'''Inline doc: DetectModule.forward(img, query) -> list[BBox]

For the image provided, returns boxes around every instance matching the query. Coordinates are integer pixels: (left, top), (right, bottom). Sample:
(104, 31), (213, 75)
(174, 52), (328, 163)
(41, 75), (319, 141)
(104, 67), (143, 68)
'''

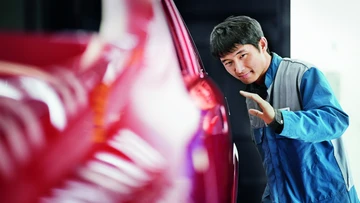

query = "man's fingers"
(240, 90), (264, 105)
(240, 90), (275, 124)
(240, 90), (252, 97)
(249, 109), (262, 117)
(240, 91), (270, 112)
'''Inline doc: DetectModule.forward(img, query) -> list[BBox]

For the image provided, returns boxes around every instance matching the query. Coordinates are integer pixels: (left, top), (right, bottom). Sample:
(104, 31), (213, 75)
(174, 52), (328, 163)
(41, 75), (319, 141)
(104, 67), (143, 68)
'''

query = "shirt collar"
(264, 52), (282, 88)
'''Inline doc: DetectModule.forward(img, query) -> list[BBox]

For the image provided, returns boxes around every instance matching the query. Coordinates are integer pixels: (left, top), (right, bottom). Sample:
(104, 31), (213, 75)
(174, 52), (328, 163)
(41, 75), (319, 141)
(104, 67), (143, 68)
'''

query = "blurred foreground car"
(0, 0), (238, 202)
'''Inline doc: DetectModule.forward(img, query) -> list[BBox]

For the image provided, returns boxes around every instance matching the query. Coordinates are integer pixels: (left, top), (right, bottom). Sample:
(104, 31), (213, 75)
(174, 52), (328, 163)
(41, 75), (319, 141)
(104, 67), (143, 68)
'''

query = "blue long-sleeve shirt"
(247, 53), (358, 203)
(276, 56), (348, 142)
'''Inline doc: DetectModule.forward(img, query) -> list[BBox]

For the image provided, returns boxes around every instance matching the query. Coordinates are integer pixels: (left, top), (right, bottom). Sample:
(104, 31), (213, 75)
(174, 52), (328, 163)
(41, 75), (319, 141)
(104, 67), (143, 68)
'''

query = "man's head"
(210, 16), (271, 84)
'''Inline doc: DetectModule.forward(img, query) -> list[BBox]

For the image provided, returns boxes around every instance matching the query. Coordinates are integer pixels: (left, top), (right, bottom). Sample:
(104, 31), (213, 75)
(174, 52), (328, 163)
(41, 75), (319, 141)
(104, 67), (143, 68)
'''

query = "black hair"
(210, 15), (270, 58)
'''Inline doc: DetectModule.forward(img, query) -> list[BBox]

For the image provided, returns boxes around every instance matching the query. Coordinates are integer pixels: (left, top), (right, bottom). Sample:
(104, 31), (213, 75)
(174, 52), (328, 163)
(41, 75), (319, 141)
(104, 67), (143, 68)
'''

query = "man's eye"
(240, 54), (246, 59)
(225, 62), (232, 66)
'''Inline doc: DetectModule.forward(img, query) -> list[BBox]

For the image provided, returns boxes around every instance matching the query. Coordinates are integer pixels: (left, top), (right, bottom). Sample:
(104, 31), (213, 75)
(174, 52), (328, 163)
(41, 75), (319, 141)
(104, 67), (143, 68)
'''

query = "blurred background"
(0, 0), (358, 202)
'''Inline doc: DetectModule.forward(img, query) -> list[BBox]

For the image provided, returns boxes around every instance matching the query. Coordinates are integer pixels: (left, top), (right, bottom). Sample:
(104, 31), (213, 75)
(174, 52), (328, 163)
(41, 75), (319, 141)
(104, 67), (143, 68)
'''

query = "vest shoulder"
(281, 58), (314, 71)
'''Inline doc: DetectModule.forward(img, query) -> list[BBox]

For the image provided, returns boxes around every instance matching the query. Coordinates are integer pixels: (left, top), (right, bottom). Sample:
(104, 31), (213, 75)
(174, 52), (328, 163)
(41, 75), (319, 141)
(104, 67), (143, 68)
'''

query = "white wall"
(291, 0), (360, 196)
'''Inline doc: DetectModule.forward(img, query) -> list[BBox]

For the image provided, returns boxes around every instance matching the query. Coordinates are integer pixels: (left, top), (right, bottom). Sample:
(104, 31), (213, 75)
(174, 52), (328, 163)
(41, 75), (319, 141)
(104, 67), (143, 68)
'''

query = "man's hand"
(240, 90), (275, 124)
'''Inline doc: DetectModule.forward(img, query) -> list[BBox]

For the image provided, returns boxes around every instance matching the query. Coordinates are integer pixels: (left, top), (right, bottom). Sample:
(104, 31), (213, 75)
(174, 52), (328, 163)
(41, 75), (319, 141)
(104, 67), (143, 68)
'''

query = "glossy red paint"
(0, 0), (238, 202)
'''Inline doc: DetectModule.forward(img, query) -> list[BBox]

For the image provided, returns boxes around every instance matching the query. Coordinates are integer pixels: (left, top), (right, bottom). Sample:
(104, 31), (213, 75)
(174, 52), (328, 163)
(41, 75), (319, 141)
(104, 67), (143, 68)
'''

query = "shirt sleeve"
(279, 67), (349, 142)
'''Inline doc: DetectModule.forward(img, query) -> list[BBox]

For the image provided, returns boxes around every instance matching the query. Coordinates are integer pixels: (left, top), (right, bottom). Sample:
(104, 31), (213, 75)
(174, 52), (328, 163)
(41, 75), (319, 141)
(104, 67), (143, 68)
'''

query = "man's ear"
(259, 37), (268, 52)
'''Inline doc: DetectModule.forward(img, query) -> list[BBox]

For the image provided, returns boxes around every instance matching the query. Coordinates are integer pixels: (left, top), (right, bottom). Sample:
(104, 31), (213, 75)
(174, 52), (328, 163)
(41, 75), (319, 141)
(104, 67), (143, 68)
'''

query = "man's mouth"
(238, 72), (251, 79)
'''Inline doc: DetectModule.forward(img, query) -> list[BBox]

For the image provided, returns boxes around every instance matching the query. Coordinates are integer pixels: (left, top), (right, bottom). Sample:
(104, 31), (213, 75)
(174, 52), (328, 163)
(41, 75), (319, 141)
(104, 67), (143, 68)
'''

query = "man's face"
(219, 39), (269, 84)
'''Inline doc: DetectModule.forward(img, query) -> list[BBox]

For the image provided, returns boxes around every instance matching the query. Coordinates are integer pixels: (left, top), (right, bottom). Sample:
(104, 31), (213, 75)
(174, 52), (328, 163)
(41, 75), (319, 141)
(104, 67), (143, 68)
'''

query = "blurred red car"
(0, 0), (238, 202)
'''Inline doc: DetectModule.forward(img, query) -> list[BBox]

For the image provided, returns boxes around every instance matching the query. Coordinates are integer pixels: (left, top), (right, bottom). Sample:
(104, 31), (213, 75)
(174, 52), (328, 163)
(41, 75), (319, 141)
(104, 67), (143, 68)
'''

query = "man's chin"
(237, 77), (253, 85)
(232, 74), (254, 84)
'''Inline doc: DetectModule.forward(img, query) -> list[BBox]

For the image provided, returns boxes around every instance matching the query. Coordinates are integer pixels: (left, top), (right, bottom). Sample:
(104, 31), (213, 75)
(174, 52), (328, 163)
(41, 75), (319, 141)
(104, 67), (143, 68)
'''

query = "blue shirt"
(248, 53), (358, 203)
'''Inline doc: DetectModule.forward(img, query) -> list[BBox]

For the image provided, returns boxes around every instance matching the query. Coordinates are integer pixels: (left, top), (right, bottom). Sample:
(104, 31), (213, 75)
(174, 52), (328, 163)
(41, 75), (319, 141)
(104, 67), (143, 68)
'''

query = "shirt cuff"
(268, 109), (284, 134)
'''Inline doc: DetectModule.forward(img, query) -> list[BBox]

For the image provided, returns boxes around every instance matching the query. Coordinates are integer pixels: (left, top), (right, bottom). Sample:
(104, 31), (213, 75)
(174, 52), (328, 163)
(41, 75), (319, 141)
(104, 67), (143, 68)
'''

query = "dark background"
(0, 0), (290, 202)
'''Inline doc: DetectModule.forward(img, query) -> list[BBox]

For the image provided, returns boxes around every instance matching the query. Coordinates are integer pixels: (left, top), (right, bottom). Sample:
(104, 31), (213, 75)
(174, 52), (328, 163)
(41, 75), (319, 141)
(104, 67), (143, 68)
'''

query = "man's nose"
(234, 62), (244, 74)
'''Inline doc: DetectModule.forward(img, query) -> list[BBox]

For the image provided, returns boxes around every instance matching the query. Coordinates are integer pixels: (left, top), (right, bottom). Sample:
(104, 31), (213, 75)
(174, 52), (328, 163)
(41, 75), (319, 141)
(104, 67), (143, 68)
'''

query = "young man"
(210, 15), (359, 203)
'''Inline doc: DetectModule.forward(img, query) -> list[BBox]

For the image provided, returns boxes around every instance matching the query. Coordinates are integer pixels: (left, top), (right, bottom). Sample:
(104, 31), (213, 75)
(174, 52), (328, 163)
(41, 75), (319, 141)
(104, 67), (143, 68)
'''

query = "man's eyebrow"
(235, 49), (245, 56)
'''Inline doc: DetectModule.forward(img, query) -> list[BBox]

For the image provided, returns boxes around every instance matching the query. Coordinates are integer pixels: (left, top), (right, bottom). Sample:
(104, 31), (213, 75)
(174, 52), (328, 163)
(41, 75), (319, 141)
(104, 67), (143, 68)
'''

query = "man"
(210, 15), (359, 203)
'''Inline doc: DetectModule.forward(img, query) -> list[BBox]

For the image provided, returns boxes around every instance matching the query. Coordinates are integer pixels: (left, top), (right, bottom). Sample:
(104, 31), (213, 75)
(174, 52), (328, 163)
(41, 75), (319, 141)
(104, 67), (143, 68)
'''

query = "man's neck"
(255, 52), (272, 85)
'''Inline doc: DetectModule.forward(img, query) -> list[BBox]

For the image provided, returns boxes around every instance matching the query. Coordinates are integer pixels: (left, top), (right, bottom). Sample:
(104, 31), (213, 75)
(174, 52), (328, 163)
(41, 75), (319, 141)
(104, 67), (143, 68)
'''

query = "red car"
(0, 0), (238, 202)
